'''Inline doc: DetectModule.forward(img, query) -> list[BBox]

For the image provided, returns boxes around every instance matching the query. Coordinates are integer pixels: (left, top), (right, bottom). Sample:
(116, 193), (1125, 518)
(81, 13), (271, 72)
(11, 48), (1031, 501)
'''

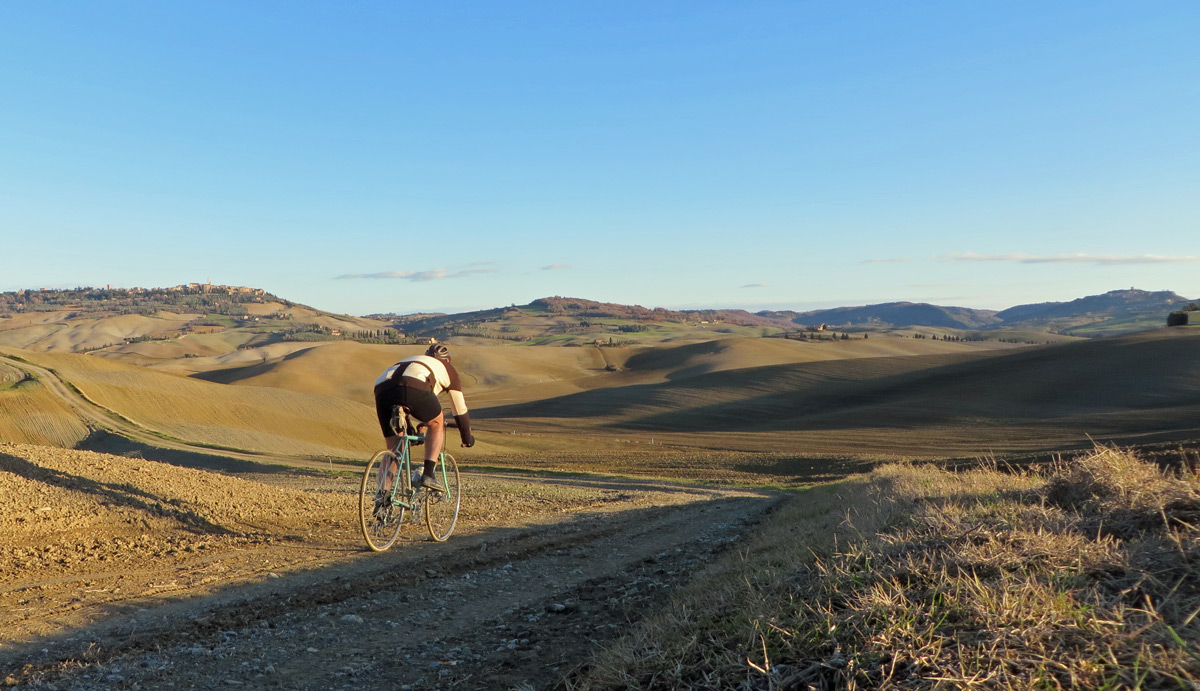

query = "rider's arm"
(445, 364), (475, 447)
(448, 390), (474, 447)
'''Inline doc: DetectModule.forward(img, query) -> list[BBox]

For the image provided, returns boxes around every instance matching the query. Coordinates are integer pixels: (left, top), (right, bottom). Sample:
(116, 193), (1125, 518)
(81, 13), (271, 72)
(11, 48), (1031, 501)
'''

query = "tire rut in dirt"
(8, 492), (782, 690)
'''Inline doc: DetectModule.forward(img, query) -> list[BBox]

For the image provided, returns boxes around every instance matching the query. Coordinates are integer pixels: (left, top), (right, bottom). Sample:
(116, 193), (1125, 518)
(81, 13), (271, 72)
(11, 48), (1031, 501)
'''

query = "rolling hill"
(0, 285), (394, 361)
(3, 286), (1194, 363)
(3, 283), (1197, 468)
(176, 331), (1002, 408)
(477, 328), (1200, 458)
(379, 289), (1196, 342)
(781, 288), (1196, 335)
(763, 302), (1002, 329)
(0, 347), (380, 458)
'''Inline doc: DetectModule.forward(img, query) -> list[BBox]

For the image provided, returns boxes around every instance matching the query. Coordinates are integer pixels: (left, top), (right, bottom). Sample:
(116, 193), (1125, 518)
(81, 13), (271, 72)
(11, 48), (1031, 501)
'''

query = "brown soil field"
(1, 443), (779, 689)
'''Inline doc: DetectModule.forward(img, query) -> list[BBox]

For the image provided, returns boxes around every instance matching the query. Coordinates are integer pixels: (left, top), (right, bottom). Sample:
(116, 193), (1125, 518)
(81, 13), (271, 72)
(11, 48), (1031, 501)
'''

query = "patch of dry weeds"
(571, 446), (1200, 690)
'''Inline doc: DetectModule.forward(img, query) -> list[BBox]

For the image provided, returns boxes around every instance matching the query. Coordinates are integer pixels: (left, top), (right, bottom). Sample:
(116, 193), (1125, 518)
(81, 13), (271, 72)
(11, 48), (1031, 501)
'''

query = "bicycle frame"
(361, 406), (461, 550)
(380, 407), (427, 511)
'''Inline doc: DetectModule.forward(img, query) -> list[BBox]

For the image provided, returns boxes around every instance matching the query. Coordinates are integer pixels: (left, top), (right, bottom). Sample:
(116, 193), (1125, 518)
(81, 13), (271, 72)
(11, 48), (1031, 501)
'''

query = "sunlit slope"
(186, 342), (402, 404)
(9, 350), (378, 458)
(183, 342), (622, 405)
(471, 336), (995, 409)
(484, 329), (1200, 445)
(620, 335), (987, 380)
(175, 336), (990, 409)
(0, 312), (197, 352)
(249, 302), (389, 333)
(0, 361), (91, 447)
(0, 301), (390, 361)
(101, 331), (267, 364)
(157, 342), (332, 379)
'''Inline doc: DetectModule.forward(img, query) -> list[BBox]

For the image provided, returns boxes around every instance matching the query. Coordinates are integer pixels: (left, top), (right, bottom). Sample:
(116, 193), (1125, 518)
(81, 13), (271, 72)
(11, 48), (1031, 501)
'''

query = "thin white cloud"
(335, 267), (496, 281)
(542, 263), (572, 271)
(741, 283), (771, 289)
(938, 252), (1199, 266)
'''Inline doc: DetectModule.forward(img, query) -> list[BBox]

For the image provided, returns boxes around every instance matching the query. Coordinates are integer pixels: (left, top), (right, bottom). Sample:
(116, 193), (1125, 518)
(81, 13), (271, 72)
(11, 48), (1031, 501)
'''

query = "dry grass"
(572, 446), (1200, 689)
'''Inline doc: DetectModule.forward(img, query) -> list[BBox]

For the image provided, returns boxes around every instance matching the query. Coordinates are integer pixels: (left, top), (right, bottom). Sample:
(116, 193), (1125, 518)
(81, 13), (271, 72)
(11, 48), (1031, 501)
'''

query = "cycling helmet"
(425, 342), (450, 361)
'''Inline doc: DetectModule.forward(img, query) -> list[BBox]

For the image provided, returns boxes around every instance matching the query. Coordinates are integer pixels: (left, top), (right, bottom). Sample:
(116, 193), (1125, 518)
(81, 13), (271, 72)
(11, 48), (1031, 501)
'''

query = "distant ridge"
(3, 286), (1194, 354)
(757, 288), (1196, 335)
(522, 289), (1195, 334)
(994, 288), (1193, 323)
(763, 302), (1001, 329)
(531, 296), (790, 328)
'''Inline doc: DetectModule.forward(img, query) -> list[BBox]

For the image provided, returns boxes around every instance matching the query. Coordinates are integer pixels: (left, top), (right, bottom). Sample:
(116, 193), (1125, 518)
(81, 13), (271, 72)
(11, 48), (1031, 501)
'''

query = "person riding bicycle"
(373, 341), (475, 492)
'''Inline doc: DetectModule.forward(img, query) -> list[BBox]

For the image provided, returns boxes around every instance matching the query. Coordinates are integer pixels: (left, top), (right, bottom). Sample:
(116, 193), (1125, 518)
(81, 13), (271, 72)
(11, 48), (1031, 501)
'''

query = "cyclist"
(373, 341), (475, 492)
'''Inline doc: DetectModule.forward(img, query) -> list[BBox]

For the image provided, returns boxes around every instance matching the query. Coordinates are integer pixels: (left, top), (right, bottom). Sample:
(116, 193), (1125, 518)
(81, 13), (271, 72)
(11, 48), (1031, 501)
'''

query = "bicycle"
(359, 406), (462, 551)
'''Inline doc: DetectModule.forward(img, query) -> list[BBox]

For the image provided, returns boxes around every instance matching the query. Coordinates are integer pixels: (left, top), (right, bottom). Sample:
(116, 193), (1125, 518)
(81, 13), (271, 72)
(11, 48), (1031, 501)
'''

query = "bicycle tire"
(424, 452), (461, 542)
(360, 449), (407, 552)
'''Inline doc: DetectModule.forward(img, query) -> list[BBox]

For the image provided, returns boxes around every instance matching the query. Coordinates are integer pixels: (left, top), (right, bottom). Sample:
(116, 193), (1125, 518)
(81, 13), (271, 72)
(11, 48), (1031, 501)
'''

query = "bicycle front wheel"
(360, 450), (407, 552)
(424, 452), (461, 542)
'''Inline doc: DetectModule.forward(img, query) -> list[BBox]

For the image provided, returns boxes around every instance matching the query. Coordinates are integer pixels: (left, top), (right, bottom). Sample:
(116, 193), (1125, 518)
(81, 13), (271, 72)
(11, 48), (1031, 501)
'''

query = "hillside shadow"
(480, 334), (1200, 439)
(77, 429), (304, 476)
(188, 343), (312, 385)
(190, 358), (278, 384)
(0, 451), (234, 536)
(622, 340), (728, 381)
(479, 353), (996, 432)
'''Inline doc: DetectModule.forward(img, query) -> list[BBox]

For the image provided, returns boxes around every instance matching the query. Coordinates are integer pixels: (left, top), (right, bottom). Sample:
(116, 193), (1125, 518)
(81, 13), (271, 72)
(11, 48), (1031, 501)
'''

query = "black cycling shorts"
(373, 382), (443, 436)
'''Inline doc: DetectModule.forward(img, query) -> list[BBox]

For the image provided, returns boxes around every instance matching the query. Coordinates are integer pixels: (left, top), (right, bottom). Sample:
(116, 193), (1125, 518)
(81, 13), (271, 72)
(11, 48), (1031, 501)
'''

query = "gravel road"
(2, 443), (782, 689)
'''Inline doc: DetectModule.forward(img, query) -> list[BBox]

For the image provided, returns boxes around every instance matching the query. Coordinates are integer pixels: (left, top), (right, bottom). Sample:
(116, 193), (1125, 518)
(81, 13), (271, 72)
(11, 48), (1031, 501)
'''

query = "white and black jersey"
(373, 355), (473, 444)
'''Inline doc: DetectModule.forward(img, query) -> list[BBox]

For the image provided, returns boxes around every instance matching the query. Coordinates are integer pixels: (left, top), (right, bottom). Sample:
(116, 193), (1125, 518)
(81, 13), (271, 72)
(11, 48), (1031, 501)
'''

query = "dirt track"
(1, 443), (782, 689)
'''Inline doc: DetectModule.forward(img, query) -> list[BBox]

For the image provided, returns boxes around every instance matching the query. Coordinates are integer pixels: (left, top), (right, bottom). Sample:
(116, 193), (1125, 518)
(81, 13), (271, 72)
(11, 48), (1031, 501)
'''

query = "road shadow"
(0, 490), (782, 686)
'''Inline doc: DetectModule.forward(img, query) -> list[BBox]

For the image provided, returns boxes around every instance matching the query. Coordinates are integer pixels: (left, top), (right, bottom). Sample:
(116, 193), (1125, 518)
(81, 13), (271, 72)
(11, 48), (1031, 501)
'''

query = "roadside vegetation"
(574, 446), (1200, 690)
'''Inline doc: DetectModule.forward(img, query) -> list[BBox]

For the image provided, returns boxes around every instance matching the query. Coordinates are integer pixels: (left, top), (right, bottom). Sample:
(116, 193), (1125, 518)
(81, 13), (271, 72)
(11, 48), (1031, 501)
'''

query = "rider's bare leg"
(378, 434), (401, 492)
(423, 412), (445, 474)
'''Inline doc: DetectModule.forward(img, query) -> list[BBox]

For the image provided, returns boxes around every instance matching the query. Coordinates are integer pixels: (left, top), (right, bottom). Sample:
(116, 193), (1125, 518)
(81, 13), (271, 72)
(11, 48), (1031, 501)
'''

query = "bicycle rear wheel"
(424, 452), (461, 542)
(360, 450), (407, 552)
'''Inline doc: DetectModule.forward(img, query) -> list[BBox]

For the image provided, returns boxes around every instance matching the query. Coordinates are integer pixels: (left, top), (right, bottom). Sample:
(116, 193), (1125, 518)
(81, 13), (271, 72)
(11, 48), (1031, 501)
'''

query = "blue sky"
(2, 2), (1197, 316)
